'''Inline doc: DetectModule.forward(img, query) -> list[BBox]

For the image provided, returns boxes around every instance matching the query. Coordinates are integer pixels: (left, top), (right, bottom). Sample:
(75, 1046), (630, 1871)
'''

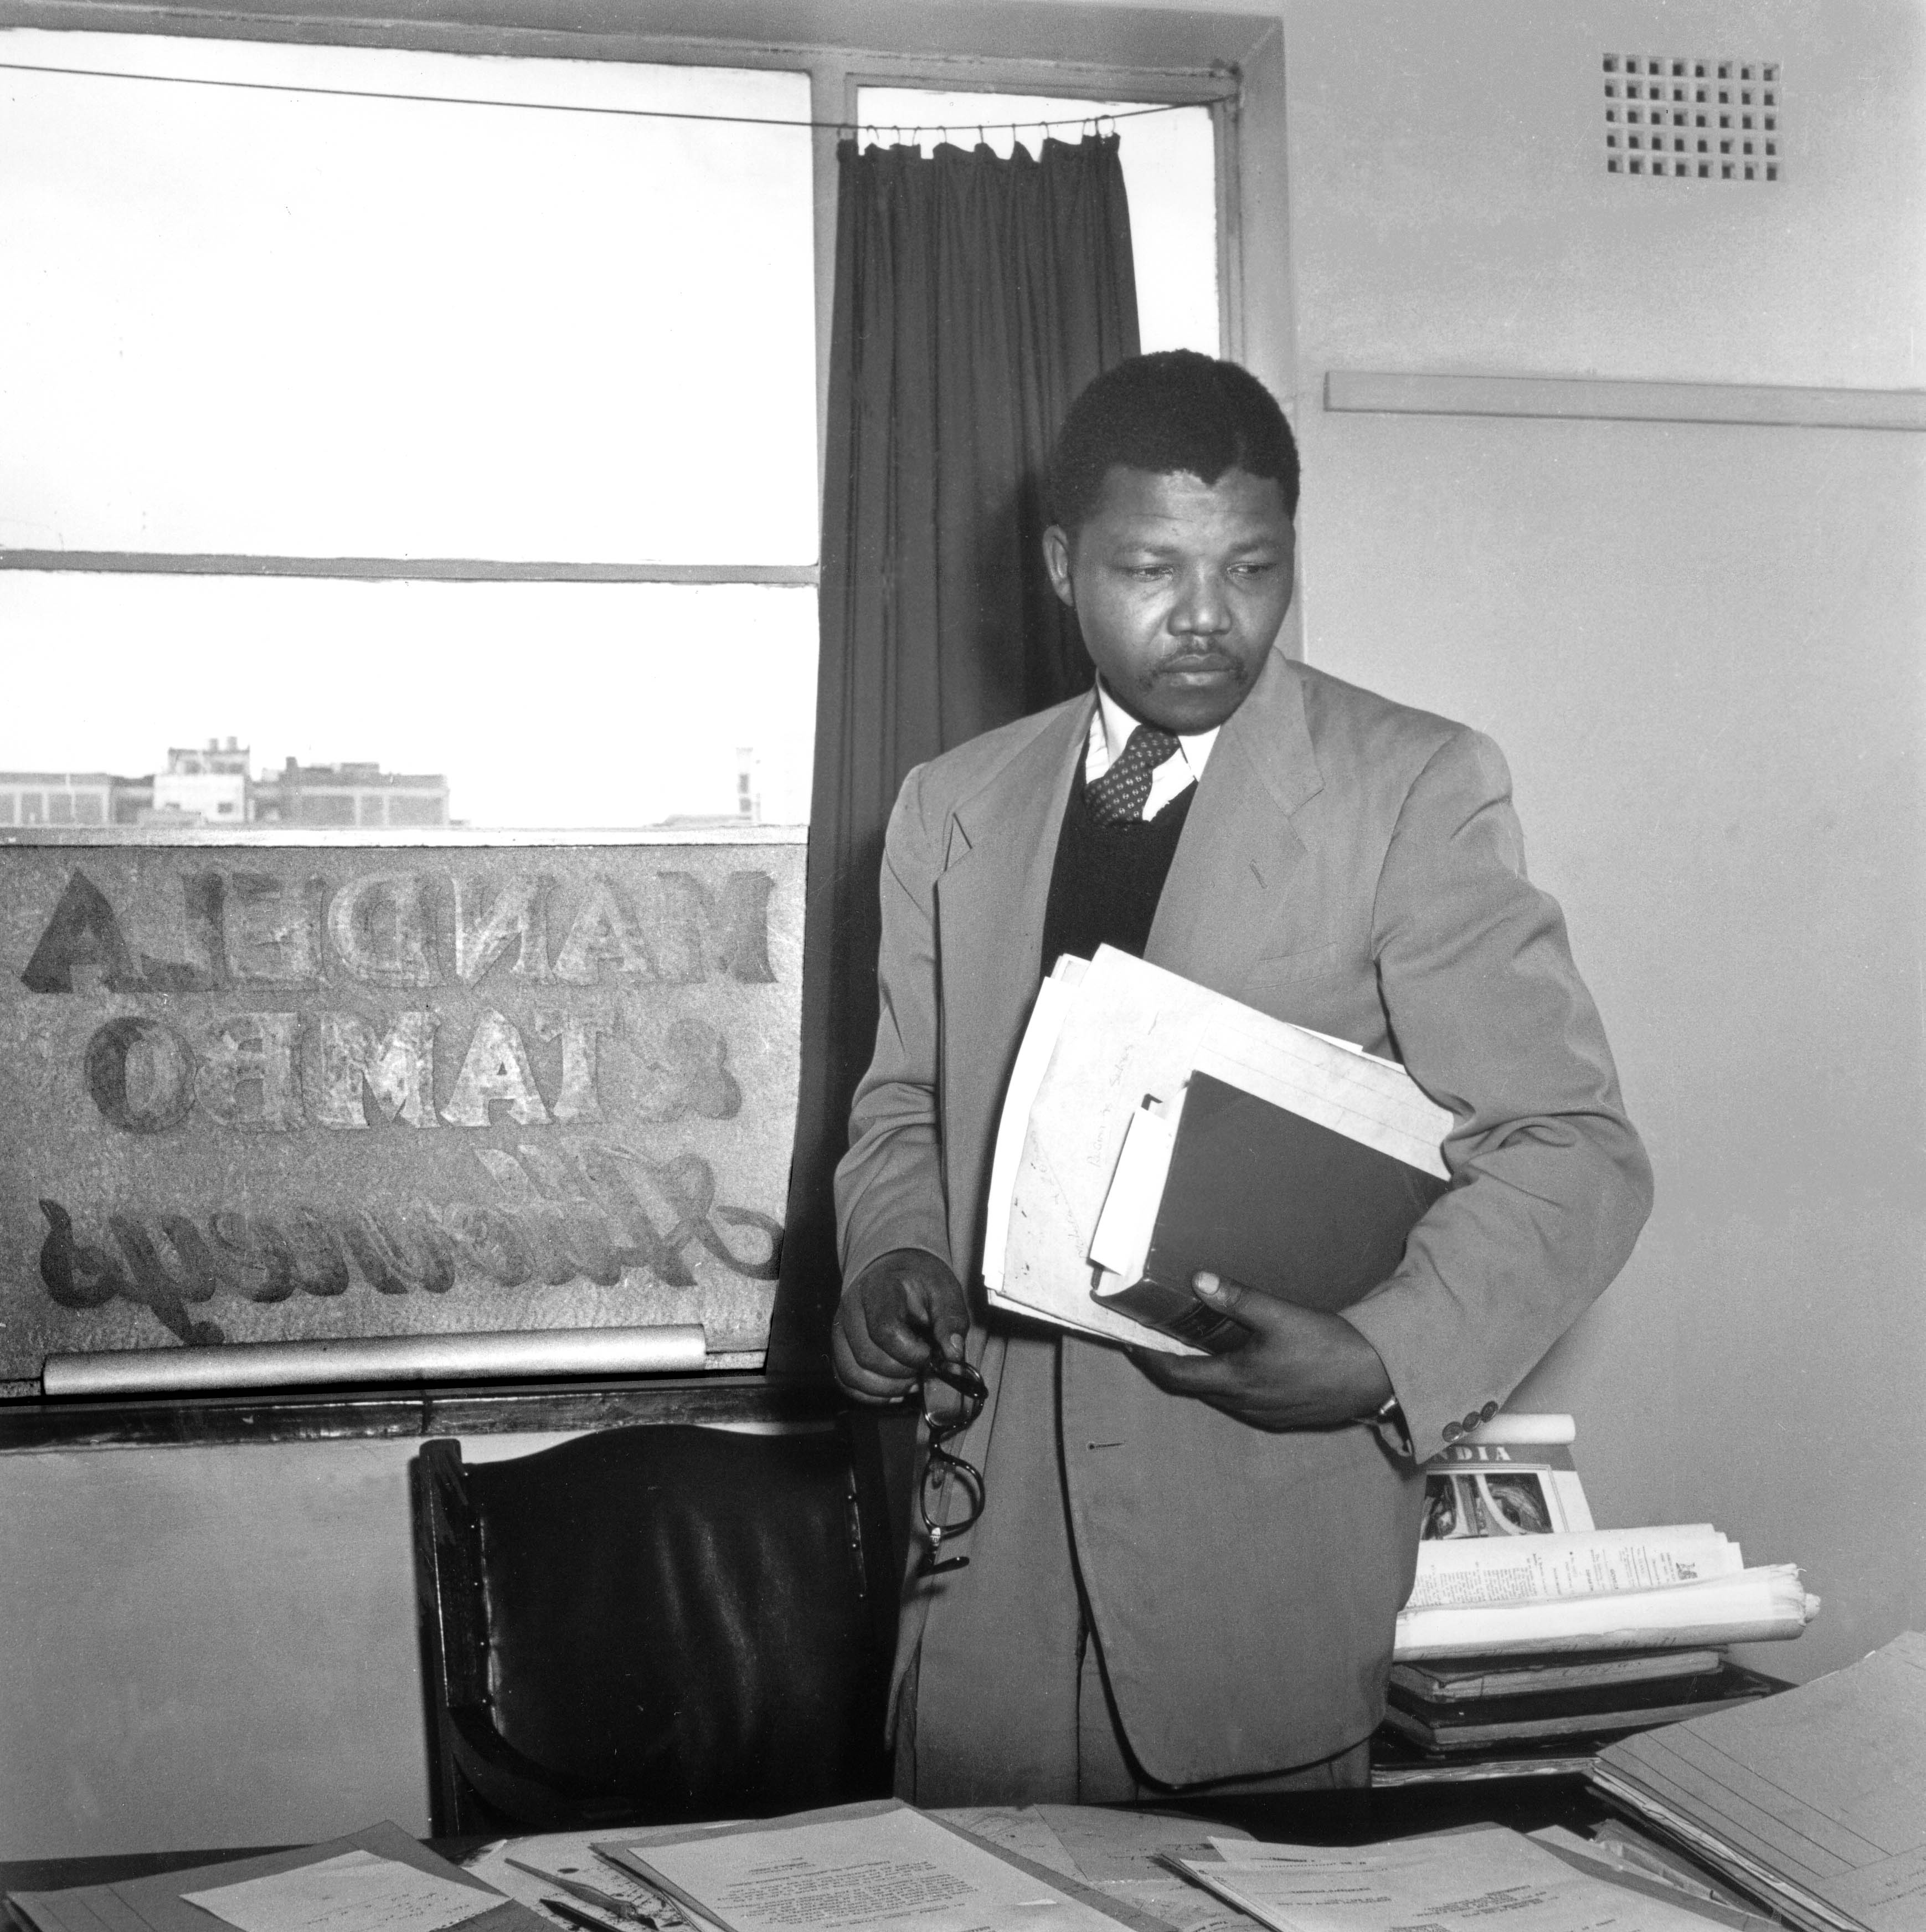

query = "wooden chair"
(410, 1420), (897, 1835)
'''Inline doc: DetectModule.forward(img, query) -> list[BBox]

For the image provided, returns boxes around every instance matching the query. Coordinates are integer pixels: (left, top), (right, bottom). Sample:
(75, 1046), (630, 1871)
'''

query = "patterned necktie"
(1086, 722), (1183, 825)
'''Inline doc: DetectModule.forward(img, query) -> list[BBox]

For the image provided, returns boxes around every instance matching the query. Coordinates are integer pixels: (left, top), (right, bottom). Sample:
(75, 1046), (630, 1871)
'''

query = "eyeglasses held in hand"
(916, 1354), (987, 1578)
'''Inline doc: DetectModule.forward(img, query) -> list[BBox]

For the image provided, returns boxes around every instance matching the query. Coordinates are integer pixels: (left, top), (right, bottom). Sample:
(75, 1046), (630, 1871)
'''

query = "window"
(2, 32), (1230, 833)
(1, 32), (820, 828)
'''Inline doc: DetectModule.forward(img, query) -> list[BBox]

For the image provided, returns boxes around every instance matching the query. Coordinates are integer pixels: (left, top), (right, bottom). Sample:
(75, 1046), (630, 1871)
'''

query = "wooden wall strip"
(0, 552), (820, 583)
(1325, 370), (1926, 433)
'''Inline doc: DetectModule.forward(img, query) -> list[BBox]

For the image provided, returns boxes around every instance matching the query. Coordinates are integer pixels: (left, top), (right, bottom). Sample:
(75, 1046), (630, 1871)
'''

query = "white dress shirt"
(1084, 681), (1219, 820)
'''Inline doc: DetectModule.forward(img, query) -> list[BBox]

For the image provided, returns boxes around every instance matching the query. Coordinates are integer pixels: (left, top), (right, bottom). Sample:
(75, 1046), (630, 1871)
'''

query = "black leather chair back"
(412, 1421), (895, 1835)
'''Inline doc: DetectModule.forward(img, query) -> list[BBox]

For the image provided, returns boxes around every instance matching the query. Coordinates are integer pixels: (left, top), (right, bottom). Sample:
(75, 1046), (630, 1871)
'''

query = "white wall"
(1280, 0), (1926, 1679)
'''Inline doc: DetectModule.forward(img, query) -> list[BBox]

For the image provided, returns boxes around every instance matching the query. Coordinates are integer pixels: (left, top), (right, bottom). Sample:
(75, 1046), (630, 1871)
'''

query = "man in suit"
(830, 352), (1652, 1805)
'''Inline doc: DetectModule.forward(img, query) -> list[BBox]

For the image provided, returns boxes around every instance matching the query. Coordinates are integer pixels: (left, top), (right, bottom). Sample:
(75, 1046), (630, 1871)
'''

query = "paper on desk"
(1170, 1825), (1732, 1932)
(181, 1851), (497, 1932)
(1036, 1810), (1265, 1932)
(1091, 1883), (1263, 1932)
(1527, 1830), (1773, 1931)
(1596, 1630), (1926, 1932)
(616, 1801), (1157, 1932)
(934, 1807), (1082, 1878)
(465, 1831), (713, 1932)
(1034, 1808), (1253, 1888)
(932, 1806), (1265, 1932)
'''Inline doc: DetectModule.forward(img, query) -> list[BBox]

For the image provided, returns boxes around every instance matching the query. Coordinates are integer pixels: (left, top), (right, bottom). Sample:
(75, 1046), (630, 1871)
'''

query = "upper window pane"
(0, 34), (817, 563)
(856, 89), (1219, 357)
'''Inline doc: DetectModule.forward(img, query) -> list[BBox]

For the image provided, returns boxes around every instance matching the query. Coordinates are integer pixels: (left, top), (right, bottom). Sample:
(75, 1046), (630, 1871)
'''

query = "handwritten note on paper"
(182, 1850), (498, 1932)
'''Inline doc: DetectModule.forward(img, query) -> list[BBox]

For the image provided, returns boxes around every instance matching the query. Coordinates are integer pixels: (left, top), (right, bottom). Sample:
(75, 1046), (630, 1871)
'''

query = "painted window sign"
(0, 840), (802, 1389)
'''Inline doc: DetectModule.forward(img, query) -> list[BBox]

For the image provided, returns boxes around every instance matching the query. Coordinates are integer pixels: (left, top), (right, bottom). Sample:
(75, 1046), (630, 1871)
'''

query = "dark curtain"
(768, 134), (1141, 1374)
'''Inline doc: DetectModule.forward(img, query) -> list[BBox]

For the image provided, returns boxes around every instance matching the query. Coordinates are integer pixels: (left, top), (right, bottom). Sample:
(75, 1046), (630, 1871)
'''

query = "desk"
(0, 1786), (1608, 1915)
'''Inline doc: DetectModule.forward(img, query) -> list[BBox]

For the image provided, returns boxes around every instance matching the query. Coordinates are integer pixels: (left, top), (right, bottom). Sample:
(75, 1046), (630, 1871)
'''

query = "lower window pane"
(0, 574), (817, 829)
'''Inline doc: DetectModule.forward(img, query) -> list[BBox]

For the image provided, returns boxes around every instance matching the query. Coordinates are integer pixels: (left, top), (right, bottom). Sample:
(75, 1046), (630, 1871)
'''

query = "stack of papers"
(1396, 1562), (1819, 1661)
(599, 1801), (1174, 1932)
(485, 1806), (1271, 1932)
(984, 947), (1451, 1353)
(1396, 1519), (1817, 1664)
(1591, 1631), (1926, 1932)
(1163, 1824), (1751, 1932)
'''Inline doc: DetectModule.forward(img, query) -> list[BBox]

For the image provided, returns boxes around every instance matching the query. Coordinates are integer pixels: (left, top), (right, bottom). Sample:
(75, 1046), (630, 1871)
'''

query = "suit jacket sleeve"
(1341, 726), (1654, 1457)
(833, 765), (955, 1287)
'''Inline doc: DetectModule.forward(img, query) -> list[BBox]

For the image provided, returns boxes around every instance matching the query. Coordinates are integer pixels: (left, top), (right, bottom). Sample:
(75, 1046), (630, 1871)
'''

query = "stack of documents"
(985, 948), (1451, 1354)
(1162, 1823), (1761, 1932)
(1393, 1414), (1816, 1736)
(1398, 1523), (1818, 1661)
(598, 1800), (1180, 1932)
(1590, 1631), (1926, 1932)
(483, 1808), (1275, 1932)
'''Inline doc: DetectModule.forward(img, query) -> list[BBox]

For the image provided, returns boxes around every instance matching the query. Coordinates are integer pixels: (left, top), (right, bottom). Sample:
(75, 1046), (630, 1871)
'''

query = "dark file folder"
(1092, 1070), (1449, 1351)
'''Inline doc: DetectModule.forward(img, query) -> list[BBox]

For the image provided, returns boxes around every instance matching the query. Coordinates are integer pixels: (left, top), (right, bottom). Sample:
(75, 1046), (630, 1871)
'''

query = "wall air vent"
(1603, 54), (1780, 183)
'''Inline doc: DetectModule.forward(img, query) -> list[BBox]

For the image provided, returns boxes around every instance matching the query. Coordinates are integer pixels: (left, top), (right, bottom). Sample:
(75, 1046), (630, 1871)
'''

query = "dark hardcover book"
(1392, 1648), (1726, 1704)
(1092, 1070), (1448, 1351)
(1369, 1725), (1601, 1784)
(1382, 1661), (1780, 1753)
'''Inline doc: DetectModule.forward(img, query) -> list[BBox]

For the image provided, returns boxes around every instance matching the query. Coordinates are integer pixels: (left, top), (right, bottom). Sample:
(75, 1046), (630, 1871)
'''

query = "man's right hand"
(831, 1247), (971, 1404)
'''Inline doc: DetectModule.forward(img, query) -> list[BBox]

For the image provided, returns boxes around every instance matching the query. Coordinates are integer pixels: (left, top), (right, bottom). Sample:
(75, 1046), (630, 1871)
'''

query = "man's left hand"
(1129, 1271), (1394, 1430)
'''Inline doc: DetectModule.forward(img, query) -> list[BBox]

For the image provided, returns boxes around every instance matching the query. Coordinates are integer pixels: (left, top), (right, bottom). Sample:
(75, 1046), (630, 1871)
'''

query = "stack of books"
(1384, 1646), (1783, 1758)
(1398, 1432), (1817, 1664)
(1381, 1415), (1815, 1769)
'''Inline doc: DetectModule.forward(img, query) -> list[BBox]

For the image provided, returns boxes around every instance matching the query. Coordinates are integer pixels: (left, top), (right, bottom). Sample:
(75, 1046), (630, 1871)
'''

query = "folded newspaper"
(1395, 1561), (1819, 1659)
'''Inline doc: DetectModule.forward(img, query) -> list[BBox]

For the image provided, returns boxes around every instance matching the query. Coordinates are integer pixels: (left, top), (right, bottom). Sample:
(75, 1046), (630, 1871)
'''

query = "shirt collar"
(1093, 679), (1221, 780)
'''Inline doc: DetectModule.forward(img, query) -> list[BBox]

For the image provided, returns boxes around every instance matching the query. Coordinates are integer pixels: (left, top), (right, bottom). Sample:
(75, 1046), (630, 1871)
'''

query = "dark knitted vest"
(1040, 761), (1196, 974)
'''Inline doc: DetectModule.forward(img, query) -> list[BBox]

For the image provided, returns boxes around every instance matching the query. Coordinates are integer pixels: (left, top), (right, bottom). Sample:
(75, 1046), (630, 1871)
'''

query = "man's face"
(1043, 464), (1296, 735)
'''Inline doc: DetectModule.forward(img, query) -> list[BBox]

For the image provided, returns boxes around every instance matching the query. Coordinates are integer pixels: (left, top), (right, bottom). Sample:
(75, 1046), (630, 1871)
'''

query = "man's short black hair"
(1048, 350), (1300, 535)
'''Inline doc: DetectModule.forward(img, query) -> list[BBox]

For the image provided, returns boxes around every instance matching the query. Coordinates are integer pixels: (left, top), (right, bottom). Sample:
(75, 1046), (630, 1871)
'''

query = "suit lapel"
(935, 697), (1089, 1004)
(1147, 650), (1323, 995)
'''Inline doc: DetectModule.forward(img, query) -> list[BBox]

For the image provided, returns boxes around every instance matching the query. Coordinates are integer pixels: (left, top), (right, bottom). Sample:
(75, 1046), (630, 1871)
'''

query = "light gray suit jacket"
(835, 648), (1652, 1783)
